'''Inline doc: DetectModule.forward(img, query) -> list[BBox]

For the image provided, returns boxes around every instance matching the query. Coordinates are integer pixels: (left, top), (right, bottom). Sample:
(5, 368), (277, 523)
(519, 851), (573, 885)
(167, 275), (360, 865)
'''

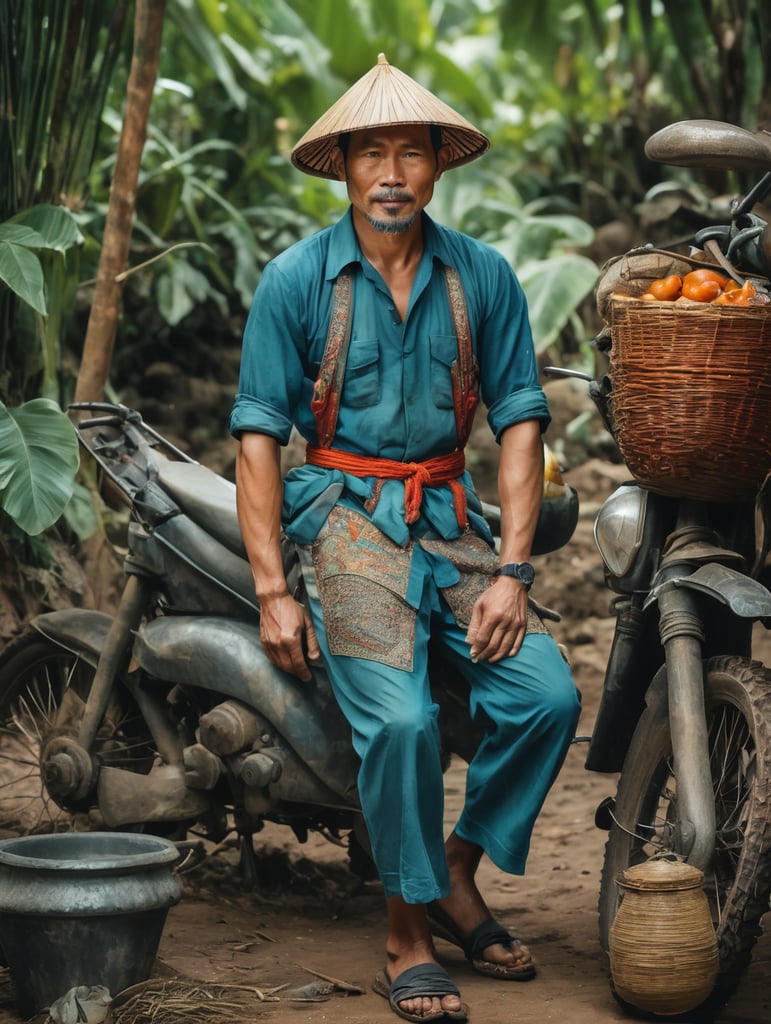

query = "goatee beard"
(366, 212), (417, 234)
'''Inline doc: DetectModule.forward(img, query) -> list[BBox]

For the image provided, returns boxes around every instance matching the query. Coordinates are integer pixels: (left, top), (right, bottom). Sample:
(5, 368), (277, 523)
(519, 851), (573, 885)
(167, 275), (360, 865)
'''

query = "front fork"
(653, 493), (771, 869)
(42, 573), (151, 802)
(657, 579), (716, 869)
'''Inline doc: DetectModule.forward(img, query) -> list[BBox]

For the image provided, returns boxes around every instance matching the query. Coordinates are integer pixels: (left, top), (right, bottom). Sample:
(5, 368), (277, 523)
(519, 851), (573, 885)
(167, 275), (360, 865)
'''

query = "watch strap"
(492, 562), (535, 588)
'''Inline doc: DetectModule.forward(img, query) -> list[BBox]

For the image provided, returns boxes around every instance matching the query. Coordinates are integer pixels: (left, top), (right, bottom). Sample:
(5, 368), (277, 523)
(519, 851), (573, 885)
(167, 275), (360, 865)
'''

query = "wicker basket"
(609, 859), (718, 1016)
(609, 295), (771, 501)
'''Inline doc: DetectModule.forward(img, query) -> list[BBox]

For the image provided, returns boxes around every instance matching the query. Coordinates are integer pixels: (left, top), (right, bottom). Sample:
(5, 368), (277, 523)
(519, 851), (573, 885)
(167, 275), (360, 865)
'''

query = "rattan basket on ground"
(609, 859), (718, 1016)
(608, 295), (771, 501)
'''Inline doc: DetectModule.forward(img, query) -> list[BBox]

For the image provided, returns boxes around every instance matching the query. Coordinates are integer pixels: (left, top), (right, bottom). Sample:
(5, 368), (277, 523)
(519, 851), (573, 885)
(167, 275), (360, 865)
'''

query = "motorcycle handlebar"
(71, 401), (198, 467)
(542, 367), (594, 382)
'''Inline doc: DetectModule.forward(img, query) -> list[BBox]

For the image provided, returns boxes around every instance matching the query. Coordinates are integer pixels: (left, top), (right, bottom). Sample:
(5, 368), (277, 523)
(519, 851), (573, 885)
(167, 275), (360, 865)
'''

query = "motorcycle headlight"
(593, 484), (648, 578)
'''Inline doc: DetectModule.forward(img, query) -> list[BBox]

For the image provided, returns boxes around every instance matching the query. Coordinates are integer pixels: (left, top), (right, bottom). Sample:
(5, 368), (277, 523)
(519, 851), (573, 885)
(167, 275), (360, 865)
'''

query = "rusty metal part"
(40, 734), (95, 802)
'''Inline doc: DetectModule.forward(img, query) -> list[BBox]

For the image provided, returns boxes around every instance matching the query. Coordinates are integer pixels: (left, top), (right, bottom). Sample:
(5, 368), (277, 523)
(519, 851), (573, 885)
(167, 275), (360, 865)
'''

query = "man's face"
(332, 124), (449, 235)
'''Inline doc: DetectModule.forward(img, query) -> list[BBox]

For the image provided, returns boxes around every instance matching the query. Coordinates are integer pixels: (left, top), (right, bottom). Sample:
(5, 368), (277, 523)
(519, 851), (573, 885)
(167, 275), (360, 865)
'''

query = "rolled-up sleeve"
(487, 385), (550, 442)
(228, 394), (294, 443)
(228, 261), (307, 443)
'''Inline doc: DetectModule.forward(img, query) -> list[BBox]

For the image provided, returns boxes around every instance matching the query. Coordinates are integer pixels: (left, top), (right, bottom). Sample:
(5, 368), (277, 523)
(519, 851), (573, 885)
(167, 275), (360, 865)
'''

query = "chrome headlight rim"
(593, 484), (648, 578)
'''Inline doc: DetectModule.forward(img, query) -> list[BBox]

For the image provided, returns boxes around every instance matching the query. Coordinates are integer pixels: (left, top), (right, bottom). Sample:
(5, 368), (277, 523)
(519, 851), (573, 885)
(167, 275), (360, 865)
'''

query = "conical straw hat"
(291, 53), (490, 179)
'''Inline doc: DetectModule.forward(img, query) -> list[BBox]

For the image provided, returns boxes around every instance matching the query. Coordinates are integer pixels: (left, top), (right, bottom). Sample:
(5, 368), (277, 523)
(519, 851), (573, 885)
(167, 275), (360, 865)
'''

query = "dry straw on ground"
(109, 978), (284, 1024)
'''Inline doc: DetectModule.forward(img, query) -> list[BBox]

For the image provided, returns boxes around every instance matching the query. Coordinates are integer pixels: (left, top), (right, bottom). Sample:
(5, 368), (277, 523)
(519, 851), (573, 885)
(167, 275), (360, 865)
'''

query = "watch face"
(517, 563), (536, 586)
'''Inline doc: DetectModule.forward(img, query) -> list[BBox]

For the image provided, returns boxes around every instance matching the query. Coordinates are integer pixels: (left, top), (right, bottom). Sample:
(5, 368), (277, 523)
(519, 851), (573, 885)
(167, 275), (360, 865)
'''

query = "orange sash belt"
(305, 444), (468, 528)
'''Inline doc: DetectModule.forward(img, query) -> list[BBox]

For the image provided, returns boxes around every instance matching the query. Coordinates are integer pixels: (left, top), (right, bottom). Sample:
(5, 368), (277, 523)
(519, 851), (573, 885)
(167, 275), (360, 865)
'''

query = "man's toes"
(512, 941), (532, 965)
(485, 940), (531, 966)
(399, 995), (441, 1017)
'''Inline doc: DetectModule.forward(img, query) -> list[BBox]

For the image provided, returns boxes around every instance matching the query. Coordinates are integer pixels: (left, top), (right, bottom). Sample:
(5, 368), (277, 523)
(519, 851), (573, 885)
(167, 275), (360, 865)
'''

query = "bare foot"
(385, 897), (464, 1018)
(435, 833), (534, 973)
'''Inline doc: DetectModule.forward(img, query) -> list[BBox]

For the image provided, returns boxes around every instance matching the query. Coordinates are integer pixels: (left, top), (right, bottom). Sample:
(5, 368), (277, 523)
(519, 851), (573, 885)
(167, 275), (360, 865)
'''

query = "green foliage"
(93, 1), (350, 335)
(0, 0), (129, 406)
(0, 205), (84, 407)
(497, 0), (771, 196)
(518, 254), (598, 355)
(0, 206), (83, 317)
(0, 229), (47, 317)
(61, 481), (101, 541)
(0, 399), (80, 536)
(0, 0), (130, 222)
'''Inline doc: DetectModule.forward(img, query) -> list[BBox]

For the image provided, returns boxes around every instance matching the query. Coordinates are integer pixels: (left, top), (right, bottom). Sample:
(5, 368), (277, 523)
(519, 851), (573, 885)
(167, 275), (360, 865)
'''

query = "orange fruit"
(647, 274), (682, 300)
(684, 268), (729, 287)
(681, 274), (723, 301)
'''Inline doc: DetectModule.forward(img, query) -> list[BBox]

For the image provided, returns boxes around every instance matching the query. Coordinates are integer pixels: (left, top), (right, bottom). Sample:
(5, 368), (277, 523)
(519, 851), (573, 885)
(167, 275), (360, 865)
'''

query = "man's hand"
(259, 593), (321, 682)
(465, 577), (529, 662)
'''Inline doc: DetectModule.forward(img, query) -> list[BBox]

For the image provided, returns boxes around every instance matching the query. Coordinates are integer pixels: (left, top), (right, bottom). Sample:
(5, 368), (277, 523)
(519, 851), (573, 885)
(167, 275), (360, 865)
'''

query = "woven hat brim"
(290, 57), (490, 179)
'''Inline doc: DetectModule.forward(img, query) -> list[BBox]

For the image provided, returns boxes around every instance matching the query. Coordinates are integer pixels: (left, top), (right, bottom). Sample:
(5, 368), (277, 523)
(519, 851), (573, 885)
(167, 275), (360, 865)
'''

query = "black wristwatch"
(492, 562), (536, 590)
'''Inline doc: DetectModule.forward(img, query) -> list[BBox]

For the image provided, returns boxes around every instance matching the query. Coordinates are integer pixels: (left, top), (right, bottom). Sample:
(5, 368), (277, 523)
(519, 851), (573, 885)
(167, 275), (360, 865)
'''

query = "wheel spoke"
(705, 703), (755, 926)
(0, 641), (158, 837)
(619, 699), (758, 930)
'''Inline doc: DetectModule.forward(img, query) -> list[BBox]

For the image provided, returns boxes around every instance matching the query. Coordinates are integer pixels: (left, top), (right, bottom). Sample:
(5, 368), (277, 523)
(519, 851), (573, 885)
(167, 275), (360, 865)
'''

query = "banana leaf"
(0, 399), (79, 536)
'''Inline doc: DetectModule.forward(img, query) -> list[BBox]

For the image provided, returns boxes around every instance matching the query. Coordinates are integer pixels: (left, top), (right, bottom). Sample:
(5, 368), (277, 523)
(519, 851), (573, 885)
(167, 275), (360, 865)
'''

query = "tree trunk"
(74, 0), (166, 404)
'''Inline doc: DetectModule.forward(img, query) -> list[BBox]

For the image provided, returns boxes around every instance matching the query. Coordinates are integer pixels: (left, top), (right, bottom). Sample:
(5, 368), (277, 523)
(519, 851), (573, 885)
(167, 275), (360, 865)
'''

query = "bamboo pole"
(74, 0), (166, 404)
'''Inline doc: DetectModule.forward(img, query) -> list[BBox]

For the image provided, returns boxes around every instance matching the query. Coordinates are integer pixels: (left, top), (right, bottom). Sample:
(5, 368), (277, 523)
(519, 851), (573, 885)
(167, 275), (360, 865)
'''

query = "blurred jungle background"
(1, 0), (771, 629)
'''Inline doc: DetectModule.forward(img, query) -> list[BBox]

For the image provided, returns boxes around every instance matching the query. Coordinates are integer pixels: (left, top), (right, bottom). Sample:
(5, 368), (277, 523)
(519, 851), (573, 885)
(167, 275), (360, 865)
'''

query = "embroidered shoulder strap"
(310, 269), (354, 448)
(443, 265), (479, 447)
(310, 265), (478, 448)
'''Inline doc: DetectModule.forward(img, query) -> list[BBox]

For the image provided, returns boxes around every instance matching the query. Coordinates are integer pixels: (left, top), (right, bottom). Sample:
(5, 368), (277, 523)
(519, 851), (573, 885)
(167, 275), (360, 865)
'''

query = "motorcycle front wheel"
(0, 628), (154, 837)
(599, 655), (771, 1018)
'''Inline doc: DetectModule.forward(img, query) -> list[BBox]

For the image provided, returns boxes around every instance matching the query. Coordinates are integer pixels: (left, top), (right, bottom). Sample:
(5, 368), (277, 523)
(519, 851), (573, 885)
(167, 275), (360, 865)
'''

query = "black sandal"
(372, 963), (468, 1022)
(427, 902), (537, 981)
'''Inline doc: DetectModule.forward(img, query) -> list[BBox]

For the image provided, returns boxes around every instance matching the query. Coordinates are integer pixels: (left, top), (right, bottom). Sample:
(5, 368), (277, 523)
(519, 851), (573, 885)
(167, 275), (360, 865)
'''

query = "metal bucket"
(0, 832), (182, 1017)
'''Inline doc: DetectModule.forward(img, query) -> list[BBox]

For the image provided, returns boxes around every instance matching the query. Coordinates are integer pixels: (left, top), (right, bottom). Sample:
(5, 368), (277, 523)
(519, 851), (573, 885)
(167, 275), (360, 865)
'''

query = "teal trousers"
(302, 547), (581, 904)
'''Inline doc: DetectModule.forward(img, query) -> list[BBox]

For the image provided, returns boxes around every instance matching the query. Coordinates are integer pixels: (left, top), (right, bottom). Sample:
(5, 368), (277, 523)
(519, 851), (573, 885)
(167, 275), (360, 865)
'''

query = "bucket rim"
(0, 831), (180, 873)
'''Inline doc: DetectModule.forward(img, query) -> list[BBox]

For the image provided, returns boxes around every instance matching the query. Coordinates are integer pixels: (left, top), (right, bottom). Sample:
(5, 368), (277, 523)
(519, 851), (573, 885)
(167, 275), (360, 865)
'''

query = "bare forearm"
(466, 420), (543, 662)
(235, 433), (289, 600)
(235, 432), (320, 681)
(497, 419), (543, 564)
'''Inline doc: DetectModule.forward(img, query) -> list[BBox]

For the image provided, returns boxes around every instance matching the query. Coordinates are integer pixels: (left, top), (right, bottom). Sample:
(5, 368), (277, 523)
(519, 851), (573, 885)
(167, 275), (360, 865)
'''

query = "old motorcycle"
(0, 399), (577, 885)
(548, 118), (771, 1018)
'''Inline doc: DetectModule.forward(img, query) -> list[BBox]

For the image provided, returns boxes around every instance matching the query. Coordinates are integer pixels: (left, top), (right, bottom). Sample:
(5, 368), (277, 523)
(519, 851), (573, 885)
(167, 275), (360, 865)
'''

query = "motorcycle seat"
(155, 459), (247, 558)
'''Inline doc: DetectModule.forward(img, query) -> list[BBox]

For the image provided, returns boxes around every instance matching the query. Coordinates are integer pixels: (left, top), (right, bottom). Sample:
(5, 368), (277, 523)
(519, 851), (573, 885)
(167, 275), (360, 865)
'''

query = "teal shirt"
(229, 208), (550, 549)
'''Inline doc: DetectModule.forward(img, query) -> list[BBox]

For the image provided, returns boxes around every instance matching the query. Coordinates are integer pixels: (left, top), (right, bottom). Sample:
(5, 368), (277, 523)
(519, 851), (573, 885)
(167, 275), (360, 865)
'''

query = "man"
(229, 54), (581, 1024)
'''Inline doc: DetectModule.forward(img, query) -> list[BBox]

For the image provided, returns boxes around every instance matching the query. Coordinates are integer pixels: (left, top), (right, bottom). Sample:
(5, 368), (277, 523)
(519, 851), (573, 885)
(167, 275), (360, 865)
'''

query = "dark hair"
(337, 124), (443, 158)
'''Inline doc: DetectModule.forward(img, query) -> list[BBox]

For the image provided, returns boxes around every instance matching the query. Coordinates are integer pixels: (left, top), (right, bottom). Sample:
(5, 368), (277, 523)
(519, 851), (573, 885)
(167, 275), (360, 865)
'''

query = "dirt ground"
(1, 392), (771, 1024)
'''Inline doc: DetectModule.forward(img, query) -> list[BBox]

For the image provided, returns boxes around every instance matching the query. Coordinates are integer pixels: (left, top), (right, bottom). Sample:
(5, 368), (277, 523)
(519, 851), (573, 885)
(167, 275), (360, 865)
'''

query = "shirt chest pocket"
(429, 334), (459, 409)
(343, 337), (380, 407)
